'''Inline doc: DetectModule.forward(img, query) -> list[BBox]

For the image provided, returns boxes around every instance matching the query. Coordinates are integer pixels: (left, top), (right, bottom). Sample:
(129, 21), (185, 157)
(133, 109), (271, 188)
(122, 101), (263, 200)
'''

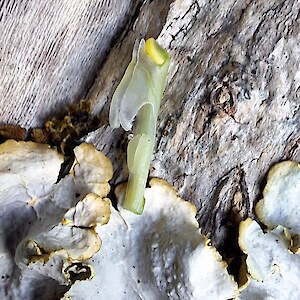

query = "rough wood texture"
(1, 0), (300, 254)
(86, 0), (300, 250)
(0, 0), (137, 127)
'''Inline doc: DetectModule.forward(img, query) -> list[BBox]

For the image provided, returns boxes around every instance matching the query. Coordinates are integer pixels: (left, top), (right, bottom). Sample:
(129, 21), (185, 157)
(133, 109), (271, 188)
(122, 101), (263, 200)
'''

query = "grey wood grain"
(0, 0), (137, 128)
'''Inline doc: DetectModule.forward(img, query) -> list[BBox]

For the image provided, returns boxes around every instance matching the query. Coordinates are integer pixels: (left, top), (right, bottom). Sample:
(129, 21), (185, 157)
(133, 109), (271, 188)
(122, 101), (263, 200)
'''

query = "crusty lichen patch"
(31, 100), (100, 155)
(8, 139), (299, 300)
(237, 161), (300, 300)
(256, 161), (300, 236)
(72, 142), (113, 198)
(64, 178), (237, 300)
(0, 141), (112, 299)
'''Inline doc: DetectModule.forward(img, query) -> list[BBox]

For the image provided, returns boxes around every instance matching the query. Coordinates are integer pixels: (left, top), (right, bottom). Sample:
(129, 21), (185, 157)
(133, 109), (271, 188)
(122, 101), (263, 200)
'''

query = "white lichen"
(0, 141), (112, 300)
(64, 179), (237, 300)
(238, 161), (300, 300)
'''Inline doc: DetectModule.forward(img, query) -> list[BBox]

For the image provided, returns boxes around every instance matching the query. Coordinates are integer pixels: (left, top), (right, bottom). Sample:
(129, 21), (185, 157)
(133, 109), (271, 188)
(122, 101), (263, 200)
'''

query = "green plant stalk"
(123, 105), (155, 214)
(109, 38), (170, 214)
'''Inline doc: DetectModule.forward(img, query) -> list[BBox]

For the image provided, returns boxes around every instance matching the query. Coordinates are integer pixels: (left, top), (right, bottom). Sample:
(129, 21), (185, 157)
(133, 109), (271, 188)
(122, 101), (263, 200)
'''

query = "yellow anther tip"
(145, 38), (168, 66)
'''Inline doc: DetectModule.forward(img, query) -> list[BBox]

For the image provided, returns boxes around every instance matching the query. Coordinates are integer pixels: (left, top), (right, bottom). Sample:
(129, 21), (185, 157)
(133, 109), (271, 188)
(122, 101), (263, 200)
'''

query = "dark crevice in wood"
(205, 166), (250, 282)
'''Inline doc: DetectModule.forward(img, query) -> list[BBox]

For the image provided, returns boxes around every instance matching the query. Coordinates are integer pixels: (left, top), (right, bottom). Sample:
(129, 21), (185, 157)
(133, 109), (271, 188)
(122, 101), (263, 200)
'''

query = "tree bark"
(1, 0), (299, 253)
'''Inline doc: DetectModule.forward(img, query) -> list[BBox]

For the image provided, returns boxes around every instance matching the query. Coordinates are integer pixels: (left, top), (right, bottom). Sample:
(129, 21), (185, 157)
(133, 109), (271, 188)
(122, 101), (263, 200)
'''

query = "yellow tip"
(145, 38), (168, 66)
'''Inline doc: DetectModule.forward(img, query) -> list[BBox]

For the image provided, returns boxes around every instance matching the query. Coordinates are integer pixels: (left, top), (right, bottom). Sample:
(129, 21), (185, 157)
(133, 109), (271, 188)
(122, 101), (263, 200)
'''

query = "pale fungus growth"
(255, 161), (300, 237)
(64, 179), (237, 300)
(0, 141), (112, 300)
(4, 142), (299, 300)
(237, 161), (300, 300)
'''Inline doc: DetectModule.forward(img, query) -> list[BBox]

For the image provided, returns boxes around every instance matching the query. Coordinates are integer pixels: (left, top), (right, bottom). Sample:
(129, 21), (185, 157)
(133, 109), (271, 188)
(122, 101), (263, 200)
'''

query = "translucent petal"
(109, 40), (139, 129)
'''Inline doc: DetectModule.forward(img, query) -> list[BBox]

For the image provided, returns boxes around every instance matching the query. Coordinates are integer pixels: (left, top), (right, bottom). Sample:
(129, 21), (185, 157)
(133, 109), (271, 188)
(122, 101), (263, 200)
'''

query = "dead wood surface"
(0, 0), (136, 127)
(1, 0), (300, 254)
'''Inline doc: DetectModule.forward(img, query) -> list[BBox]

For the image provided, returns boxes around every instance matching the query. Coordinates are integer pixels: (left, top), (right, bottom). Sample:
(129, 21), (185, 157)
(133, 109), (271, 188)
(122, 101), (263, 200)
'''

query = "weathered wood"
(0, 0), (138, 127)
(86, 0), (300, 251)
(1, 0), (300, 255)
